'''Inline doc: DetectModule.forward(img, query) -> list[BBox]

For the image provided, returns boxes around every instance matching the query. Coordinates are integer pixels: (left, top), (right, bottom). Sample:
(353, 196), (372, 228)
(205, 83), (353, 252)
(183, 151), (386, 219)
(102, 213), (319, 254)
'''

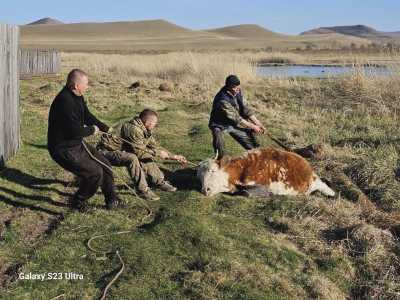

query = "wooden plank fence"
(0, 23), (20, 167)
(19, 48), (61, 78)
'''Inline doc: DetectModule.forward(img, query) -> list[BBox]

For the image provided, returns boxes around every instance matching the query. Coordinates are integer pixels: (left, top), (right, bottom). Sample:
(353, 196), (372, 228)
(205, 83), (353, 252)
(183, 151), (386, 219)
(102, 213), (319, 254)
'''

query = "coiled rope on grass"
(52, 129), (198, 300)
(81, 140), (153, 300)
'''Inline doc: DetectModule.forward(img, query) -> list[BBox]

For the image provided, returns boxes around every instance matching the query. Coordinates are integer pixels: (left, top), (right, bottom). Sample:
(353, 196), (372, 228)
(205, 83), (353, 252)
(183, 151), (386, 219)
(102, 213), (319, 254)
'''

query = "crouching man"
(209, 74), (266, 159)
(47, 69), (125, 212)
(97, 109), (187, 201)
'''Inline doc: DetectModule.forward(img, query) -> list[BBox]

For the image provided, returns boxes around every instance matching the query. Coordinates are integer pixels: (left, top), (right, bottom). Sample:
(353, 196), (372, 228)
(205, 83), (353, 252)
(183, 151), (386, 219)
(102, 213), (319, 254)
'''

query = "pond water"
(257, 65), (392, 78)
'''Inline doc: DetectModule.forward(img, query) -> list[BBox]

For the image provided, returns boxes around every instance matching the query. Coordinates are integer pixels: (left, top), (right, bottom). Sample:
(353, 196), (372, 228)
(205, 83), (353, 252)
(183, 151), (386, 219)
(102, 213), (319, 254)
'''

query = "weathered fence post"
(19, 48), (61, 78)
(0, 23), (20, 167)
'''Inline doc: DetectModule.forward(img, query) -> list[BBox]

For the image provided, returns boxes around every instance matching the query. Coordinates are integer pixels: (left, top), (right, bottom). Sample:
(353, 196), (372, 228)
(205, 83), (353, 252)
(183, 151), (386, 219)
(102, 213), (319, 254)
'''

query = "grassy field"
(1, 52), (400, 299)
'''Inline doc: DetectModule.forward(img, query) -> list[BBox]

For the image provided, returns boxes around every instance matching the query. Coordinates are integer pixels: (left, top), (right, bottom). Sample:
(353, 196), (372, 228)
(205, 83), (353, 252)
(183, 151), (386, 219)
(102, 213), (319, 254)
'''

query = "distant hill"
(20, 19), (371, 52)
(386, 31), (400, 38)
(206, 24), (283, 39)
(27, 17), (64, 25)
(22, 19), (201, 39)
(301, 25), (400, 40)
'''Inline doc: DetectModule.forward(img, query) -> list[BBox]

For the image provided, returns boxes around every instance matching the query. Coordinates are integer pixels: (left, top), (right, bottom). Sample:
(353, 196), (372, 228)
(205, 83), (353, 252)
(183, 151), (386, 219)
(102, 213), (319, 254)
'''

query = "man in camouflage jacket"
(97, 109), (187, 201)
(209, 74), (266, 159)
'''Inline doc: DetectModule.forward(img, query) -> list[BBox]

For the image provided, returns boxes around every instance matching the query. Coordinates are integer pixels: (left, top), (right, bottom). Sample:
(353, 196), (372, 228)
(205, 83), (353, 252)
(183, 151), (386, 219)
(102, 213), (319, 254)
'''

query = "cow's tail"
(309, 176), (335, 197)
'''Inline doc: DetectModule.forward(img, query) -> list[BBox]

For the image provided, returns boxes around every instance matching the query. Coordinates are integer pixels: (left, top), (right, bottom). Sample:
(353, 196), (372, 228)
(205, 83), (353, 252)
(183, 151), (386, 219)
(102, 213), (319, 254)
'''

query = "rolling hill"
(20, 18), (372, 52)
(22, 19), (207, 40)
(206, 24), (284, 39)
(27, 17), (64, 25)
(301, 25), (400, 40)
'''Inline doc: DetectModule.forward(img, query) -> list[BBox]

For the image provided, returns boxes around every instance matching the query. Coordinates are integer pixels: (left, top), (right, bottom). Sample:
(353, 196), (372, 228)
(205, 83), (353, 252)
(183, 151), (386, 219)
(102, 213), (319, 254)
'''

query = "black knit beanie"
(225, 75), (240, 87)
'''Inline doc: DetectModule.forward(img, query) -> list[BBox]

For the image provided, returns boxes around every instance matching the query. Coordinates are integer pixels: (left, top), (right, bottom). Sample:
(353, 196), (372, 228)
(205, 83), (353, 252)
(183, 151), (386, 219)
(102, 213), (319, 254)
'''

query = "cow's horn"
(214, 150), (219, 160)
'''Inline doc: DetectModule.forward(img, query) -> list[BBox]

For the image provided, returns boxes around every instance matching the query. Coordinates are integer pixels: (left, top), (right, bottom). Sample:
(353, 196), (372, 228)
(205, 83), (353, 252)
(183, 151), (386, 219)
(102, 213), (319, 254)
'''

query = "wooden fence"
(0, 23), (20, 167)
(19, 49), (61, 78)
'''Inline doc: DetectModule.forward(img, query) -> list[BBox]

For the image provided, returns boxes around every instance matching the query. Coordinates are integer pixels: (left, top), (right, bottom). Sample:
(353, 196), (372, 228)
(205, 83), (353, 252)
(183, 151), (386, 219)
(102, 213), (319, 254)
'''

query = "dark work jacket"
(208, 87), (254, 130)
(47, 86), (109, 151)
(208, 87), (253, 129)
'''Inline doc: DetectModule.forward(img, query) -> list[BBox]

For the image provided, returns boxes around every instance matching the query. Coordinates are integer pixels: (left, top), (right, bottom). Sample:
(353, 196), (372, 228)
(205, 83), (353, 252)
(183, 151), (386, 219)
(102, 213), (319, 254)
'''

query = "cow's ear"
(218, 155), (231, 167)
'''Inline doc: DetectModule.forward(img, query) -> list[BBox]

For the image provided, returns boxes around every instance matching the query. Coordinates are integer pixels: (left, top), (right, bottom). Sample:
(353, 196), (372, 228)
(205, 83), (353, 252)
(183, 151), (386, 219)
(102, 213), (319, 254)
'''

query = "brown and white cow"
(197, 147), (335, 197)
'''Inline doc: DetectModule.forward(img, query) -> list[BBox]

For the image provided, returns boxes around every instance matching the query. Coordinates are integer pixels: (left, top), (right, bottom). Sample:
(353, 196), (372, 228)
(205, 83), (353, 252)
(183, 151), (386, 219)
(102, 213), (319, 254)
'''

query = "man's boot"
(139, 188), (160, 201)
(70, 195), (91, 213)
(106, 197), (128, 210)
(157, 181), (177, 192)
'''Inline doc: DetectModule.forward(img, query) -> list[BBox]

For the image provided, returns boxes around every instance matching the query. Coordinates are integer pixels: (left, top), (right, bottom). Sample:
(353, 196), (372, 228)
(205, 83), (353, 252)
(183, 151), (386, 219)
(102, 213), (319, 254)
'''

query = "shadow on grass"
(0, 192), (62, 216)
(161, 167), (200, 191)
(321, 225), (357, 243)
(0, 167), (70, 197)
(25, 143), (48, 150)
(0, 186), (68, 208)
(0, 167), (70, 213)
(395, 167), (400, 181)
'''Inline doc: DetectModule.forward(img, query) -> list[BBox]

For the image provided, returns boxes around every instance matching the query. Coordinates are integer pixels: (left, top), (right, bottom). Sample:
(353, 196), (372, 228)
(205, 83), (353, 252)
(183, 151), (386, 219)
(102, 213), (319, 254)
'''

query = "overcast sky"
(1, 0), (398, 34)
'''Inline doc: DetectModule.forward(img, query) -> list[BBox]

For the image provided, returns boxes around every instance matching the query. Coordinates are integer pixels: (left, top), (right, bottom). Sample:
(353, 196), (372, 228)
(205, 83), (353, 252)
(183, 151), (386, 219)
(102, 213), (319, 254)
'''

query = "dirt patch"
(330, 172), (400, 230)
(345, 161), (400, 212)
(0, 210), (65, 291)
(129, 81), (141, 90)
(159, 82), (173, 92)
(349, 224), (400, 299)
(0, 209), (24, 243)
(0, 262), (23, 289)
(304, 275), (346, 300)
(349, 224), (394, 254)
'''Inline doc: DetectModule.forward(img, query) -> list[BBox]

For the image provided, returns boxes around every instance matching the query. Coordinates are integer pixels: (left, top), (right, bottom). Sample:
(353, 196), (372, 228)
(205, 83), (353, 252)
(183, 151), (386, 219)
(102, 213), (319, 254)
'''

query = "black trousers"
(49, 142), (117, 204)
(211, 126), (260, 159)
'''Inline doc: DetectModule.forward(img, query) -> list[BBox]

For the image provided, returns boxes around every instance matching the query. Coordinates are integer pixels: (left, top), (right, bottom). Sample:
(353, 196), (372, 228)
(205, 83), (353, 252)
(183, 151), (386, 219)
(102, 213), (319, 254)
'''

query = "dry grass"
(62, 51), (400, 87)
(61, 52), (259, 85)
(326, 64), (400, 113)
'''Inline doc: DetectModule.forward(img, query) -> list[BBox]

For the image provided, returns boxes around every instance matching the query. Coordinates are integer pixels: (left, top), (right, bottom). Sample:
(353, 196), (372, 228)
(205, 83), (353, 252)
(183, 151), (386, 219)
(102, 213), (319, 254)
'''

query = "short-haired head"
(139, 109), (158, 122)
(66, 69), (88, 90)
(139, 109), (158, 130)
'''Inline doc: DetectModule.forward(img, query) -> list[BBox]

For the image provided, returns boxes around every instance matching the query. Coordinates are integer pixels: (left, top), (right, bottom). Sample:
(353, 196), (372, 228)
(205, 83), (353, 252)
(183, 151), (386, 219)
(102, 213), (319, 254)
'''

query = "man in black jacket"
(48, 69), (124, 212)
(209, 75), (266, 159)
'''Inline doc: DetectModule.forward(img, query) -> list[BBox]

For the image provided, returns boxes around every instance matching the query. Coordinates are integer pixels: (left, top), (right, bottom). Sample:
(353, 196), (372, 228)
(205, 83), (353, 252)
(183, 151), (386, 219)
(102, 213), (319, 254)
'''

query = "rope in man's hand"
(264, 132), (292, 152)
(101, 132), (198, 168)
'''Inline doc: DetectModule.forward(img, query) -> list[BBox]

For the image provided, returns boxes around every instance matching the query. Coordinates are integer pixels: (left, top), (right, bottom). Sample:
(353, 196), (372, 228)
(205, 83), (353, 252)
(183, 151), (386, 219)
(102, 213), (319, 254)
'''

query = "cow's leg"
(228, 127), (260, 150)
(235, 185), (273, 198)
(308, 177), (335, 197)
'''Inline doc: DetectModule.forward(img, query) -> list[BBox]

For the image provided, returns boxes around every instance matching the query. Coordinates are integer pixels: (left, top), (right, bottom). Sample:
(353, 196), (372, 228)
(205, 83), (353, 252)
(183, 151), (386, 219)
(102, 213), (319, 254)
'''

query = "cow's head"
(196, 156), (232, 196)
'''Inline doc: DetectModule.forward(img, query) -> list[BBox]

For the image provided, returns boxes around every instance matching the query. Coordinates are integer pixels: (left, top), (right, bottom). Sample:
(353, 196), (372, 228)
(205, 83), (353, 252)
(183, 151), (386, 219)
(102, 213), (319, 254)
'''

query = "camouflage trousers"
(99, 150), (164, 192)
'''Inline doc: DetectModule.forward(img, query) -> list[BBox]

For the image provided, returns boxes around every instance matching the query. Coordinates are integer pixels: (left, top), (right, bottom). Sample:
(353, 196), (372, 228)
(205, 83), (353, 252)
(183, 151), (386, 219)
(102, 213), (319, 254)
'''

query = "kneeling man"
(97, 109), (187, 201)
